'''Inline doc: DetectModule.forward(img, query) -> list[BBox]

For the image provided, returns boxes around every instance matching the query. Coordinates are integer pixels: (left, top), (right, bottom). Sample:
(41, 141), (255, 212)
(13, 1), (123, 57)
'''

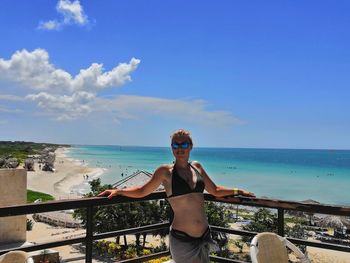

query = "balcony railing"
(1, 192), (350, 263)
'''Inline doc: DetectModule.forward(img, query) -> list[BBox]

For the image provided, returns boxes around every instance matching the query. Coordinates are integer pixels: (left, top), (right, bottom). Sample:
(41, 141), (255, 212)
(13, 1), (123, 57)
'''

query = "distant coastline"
(0, 141), (70, 165)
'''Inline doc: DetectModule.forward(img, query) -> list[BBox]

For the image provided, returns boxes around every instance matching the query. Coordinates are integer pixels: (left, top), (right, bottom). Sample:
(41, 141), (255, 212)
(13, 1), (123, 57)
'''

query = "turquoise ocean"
(66, 146), (350, 206)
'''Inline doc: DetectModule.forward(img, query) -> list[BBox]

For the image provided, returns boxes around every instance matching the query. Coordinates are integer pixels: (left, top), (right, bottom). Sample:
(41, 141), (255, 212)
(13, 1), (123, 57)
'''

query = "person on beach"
(98, 129), (255, 263)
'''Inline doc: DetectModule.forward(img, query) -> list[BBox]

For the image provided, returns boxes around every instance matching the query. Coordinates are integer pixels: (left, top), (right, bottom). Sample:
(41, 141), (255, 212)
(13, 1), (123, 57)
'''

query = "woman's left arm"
(192, 161), (255, 198)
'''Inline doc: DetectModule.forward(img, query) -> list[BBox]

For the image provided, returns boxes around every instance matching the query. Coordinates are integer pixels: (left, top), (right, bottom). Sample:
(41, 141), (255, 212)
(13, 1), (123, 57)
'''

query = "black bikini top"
(168, 162), (205, 198)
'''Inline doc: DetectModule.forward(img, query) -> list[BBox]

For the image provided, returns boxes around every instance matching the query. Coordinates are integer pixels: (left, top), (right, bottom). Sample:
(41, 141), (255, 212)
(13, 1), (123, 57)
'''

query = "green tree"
(73, 179), (168, 247)
(205, 201), (232, 251)
(242, 208), (278, 237)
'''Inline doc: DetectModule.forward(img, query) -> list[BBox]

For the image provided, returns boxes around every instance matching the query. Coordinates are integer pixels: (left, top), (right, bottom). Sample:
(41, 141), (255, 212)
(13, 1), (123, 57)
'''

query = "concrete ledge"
(0, 169), (27, 243)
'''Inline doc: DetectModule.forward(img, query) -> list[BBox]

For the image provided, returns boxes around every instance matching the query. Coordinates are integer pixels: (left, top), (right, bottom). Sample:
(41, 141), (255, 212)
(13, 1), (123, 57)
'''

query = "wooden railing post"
(86, 206), (93, 263)
(277, 208), (284, 236)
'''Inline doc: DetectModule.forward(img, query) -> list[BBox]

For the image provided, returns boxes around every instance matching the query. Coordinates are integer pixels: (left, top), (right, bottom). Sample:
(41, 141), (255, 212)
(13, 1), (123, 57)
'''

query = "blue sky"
(0, 0), (349, 149)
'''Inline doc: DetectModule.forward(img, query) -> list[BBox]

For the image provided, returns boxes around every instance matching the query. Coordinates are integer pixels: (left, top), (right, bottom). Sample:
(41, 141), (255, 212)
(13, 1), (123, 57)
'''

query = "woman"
(98, 129), (255, 263)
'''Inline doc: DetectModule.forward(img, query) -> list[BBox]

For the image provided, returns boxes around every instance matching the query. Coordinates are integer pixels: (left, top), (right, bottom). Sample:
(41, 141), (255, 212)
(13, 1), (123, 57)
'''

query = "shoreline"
(27, 147), (105, 199)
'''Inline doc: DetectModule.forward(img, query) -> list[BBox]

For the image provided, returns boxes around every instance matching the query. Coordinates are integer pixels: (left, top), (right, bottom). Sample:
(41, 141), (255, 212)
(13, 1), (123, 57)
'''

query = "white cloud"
(38, 20), (61, 31)
(95, 95), (240, 126)
(1, 49), (239, 126)
(25, 92), (239, 125)
(26, 91), (95, 120)
(0, 48), (140, 120)
(72, 59), (140, 91)
(0, 105), (22, 113)
(0, 94), (25, 101)
(0, 49), (140, 93)
(38, 0), (89, 30)
(58, 0), (88, 25)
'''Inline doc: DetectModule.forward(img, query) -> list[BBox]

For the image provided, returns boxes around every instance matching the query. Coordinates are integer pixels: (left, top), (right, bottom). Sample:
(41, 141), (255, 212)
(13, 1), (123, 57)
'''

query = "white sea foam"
(69, 167), (107, 195)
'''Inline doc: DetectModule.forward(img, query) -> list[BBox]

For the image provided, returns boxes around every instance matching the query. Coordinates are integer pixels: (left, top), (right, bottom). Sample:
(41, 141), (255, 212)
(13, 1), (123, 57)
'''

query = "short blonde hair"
(170, 129), (193, 144)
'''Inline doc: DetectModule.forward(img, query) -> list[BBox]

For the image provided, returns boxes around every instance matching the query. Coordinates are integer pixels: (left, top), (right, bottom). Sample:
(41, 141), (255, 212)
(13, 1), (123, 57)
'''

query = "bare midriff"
(168, 192), (208, 237)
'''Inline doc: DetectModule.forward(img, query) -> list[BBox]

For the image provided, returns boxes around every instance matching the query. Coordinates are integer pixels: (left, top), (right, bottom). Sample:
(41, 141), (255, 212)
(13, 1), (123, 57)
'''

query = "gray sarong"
(169, 227), (217, 263)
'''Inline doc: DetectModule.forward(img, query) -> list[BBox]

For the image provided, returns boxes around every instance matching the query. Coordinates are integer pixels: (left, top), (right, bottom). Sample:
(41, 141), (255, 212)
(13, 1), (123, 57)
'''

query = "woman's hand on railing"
(97, 189), (119, 199)
(240, 190), (256, 197)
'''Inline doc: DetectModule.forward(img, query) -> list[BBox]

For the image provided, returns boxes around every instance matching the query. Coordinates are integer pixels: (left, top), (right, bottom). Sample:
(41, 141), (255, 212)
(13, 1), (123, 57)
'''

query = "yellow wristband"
(233, 188), (239, 196)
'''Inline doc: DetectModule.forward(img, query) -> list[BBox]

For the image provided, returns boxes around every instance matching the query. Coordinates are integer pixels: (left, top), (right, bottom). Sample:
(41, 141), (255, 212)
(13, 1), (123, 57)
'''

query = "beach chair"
(0, 251), (33, 263)
(250, 232), (311, 263)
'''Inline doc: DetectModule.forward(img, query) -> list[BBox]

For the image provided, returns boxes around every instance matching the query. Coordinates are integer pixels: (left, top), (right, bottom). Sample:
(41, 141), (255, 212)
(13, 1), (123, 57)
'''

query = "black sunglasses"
(171, 142), (191, 149)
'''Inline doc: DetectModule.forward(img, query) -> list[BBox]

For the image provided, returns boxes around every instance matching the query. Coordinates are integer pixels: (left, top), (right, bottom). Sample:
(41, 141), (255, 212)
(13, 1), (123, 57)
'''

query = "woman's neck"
(174, 159), (189, 169)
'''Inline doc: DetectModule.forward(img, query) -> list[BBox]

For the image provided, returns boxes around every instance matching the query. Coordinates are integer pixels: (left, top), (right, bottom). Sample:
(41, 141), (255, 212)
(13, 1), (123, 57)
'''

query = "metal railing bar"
(0, 237), (85, 255)
(0, 224), (170, 256)
(277, 208), (284, 236)
(287, 236), (350, 253)
(203, 194), (350, 216)
(94, 222), (170, 240)
(0, 192), (168, 217)
(210, 226), (257, 238)
(1, 192), (350, 218)
(86, 206), (93, 263)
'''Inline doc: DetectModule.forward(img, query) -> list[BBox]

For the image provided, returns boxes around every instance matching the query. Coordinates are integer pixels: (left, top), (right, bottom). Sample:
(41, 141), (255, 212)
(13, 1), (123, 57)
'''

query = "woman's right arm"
(97, 165), (167, 199)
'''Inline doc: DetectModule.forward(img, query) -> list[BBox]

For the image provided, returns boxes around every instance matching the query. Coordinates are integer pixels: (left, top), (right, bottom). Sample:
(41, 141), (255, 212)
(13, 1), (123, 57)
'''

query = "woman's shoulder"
(190, 160), (203, 169)
(154, 164), (173, 175)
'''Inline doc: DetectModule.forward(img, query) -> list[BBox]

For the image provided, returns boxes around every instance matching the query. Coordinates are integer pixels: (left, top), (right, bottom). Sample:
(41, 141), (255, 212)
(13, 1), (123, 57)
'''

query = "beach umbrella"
(339, 217), (350, 229)
(318, 215), (345, 229)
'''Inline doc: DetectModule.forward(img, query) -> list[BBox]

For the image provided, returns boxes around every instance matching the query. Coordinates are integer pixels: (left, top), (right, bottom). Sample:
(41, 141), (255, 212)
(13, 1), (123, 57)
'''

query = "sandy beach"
(25, 147), (100, 262)
(27, 147), (103, 200)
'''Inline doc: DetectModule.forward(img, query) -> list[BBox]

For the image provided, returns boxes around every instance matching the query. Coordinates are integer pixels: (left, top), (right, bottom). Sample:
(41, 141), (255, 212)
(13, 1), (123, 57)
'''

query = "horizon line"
(1, 140), (349, 151)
